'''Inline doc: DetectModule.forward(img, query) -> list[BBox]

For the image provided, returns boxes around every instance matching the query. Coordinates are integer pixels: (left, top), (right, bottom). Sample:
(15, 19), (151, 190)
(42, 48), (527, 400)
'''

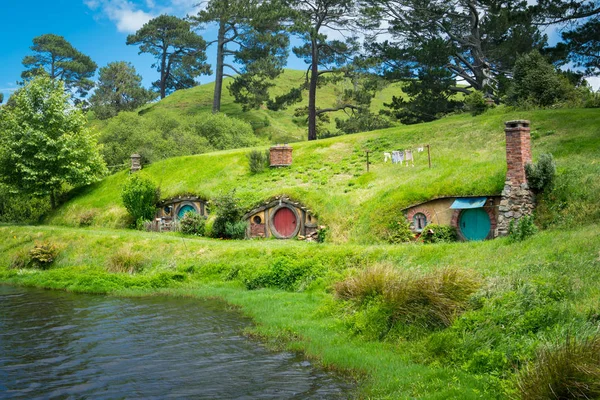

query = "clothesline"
(383, 144), (431, 168)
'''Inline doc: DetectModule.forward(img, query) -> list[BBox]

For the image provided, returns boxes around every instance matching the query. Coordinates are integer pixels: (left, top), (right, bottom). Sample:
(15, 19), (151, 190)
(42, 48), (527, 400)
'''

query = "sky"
(0, 0), (596, 102)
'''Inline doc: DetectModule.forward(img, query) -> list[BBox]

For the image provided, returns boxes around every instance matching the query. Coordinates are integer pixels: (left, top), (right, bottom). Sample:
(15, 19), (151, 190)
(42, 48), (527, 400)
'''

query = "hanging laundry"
(391, 151), (400, 164)
(417, 147), (424, 153)
(405, 149), (414, 166)
(384, 152), (391, 163)
(398, 150), (405, 163)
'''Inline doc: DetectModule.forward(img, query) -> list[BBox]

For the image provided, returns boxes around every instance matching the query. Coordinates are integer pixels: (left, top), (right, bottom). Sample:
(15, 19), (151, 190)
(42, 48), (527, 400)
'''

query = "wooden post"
(365, 149), (371, 172)
(427, 144), (431, 168)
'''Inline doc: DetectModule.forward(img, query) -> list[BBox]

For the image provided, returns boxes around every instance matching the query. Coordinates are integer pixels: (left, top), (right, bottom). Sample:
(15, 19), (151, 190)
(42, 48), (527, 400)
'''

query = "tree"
(363, 0), (546, 99)
(561, 18), (600, 76)
(190, 0), (289, 113)
(90, 62), (157, 120)
(21, 34), (97, 102)
(0, 76), (106, 208)
(127, 15), (211, 99)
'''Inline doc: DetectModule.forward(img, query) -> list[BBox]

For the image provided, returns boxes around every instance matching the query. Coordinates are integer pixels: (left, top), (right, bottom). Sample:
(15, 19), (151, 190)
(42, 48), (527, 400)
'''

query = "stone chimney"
(497, 120), (535, 236)
(269, 145), (293, 167)
(131, 154), (142, 173)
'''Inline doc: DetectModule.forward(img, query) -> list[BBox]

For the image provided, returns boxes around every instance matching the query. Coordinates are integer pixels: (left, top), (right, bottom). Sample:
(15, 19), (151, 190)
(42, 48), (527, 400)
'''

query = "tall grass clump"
(335, 266), (480, 338)
(107, 248), (146, 274)
(247, 149), (270, 174)
(516, 336), (600, 400)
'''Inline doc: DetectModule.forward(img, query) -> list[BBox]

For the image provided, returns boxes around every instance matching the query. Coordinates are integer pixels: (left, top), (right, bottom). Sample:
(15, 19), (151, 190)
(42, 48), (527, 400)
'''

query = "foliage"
(126, 15), (210, 99)
(179, 211), (206, 236)
(507, 51), (577, 107)
(335, 111), (391, 134)
(211, 190), (245, 239)
(224, 220), (248, 239)
(29, 241), (59, 269)
(335, 266), (480, 338)
(107, 248), (146, 274)
(316, 227), (328, 243)
(525, 153), (556, 193)
(509, 215), (538, 242)
(242, 255), (322, 291)
(0, 185), (51, 224)
(20, 34), (97, 102)
(463, 91), (490, 116)
(247, 149), (270, 174)
(0, 76), (107, 208)
(90, 61), (157, 120)
(420, 224), (457, 244)
(98, 110), (255, 166)
(78, 210), (97, 227)
(385, 219), (414, 243)
(516, 336), (600, 400)
(121, 175), (160, 225)
(561, 19), (600, 76)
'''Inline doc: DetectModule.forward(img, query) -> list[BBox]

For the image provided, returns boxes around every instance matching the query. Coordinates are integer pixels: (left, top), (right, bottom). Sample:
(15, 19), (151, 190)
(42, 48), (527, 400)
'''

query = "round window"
(253, 215), (262, 224)
(163, 206), (172, 215)
(413, 212), (427, 232)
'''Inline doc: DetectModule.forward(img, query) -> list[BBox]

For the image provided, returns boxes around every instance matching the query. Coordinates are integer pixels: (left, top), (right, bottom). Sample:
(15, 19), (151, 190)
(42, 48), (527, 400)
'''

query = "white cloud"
(587, 76), (600, 91)
(110, 7), (154, 32)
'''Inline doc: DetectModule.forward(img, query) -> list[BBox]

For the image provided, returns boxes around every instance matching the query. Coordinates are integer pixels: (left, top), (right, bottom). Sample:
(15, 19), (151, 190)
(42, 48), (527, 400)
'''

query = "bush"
(243, 256), (322, 291)
(247, 149), (270, 174)
(179, 211), (206, 236)
(420, 224), (457, 243)
(335, 266), (480, 337)
(335, 112), (392, 134)
(516, 336), (600, 400)
(224, 220), (247, 239)
(79, 210), (97, 227)
(211, 190), (245, 239)
(107, 248), (146, 274)
(509, 215), (538, 242)
(525, 153), (556, 193)
(121, 175), (160, 227)
(464, 91), (490, 116)
(10, 248), (31, 269)
(385, 219), (415, 243)
(29, 241), (59, 269)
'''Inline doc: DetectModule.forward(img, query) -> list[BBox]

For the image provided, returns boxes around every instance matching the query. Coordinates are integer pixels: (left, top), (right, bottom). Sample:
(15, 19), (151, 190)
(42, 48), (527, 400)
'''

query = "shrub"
(335, 266), (480, 337)
(464, 91), (490, 116)
(10, 248), (31, 269)
(79, 210), (97, 227)
(516, 336), (600, 400)
(316, 227), (328, 243)
(211, 190), (245, 239)
(107, 248), (146, 274)
(243, 256), (321, 291)
(121, 175), (160, 226)
(224, 220), (247, 239)
(179, 211), (206, 236)
(335, 111), (392, 134)
(29, 241), (59, 269)
(525, 153), (556, 193)
(385, 219), (415, 243)
(509, 215), (538, 242)
(247, 149), (270, 174)
(420, 224), (457, 244)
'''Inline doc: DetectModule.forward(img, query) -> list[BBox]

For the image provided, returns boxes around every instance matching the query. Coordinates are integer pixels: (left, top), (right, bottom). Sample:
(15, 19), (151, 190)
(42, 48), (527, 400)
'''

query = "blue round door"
(459, 208), (491, 241)
(177, 205), (197, 219)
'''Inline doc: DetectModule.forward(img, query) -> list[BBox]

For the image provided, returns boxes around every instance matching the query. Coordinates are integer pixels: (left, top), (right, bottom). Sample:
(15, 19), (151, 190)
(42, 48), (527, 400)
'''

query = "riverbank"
(2, 224), (599, 398)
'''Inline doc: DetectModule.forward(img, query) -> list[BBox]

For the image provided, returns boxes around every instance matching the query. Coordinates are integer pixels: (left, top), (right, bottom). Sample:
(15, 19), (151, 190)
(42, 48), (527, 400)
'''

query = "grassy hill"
(90, 69), (407, 144)
(51, 107), (600, 243)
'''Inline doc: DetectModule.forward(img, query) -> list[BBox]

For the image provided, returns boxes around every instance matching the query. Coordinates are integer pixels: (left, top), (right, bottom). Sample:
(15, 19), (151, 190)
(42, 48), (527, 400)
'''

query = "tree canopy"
(90, 61), (157, 119)
(127, 15), (211, 99)
(0, 76), (107, 208)
(21, 34), (98, 102)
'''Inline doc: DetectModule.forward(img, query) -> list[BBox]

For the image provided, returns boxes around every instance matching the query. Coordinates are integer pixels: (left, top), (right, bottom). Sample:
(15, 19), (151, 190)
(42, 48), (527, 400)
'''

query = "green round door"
(459, 209), (491, 241)
(177, 205), (197, 219)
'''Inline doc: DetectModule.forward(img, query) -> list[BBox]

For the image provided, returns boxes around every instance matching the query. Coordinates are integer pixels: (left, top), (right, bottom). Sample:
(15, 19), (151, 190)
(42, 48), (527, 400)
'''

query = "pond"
(0, 286), (354, 399)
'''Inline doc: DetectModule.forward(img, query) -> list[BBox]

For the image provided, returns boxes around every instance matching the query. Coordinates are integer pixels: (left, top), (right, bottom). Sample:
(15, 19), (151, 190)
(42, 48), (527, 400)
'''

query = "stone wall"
(496, 120), (535, 236)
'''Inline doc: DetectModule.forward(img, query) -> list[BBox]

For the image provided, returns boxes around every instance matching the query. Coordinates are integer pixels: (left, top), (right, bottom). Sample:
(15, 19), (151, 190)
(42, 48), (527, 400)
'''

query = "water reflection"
(0, 286), (352, 399)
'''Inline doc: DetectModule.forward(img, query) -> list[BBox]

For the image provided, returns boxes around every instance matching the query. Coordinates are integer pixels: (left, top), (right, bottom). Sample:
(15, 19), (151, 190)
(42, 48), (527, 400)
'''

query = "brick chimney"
(269, 145), (293, 167)
(504, 120), (532, 185)
(131, 154), (142, 173)
(496, 120), (535, 236)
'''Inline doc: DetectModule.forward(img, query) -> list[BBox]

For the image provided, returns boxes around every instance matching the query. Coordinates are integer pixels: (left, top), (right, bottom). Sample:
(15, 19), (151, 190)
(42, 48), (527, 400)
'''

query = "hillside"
(50, 107), (600, 243)
(89, 69), (407, 144)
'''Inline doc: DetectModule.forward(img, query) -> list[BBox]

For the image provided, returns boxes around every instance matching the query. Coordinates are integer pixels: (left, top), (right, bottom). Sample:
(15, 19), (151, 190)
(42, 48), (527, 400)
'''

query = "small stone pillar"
(269, 145), (293, 167)
(497, 120), (535, 236)
(131, 154), (142, 173)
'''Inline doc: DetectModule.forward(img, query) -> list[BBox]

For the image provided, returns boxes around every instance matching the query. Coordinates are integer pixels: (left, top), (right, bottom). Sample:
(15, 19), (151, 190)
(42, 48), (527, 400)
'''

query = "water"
(0, 286), (353, 399)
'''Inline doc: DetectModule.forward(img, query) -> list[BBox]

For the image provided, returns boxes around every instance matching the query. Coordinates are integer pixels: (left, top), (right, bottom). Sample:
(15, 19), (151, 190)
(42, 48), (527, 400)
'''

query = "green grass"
(1, 223), (599, 398)
(51, 107), (600, 243)
(89, 69), (408, 144)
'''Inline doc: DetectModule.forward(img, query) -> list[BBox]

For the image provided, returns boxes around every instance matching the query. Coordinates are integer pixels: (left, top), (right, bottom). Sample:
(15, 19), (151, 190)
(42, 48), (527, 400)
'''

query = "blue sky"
(0, 0), (596, 102)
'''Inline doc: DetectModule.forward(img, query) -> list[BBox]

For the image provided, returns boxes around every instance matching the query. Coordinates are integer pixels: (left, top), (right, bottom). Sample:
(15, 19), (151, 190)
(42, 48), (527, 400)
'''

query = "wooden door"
(273, 207), (297, 238)
(459, 208), (491, 241)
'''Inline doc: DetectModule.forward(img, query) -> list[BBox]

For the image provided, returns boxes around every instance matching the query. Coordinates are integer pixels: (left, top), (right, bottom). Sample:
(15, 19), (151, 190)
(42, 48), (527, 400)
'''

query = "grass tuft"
(516, 335), (600, 400)
(106, 248), (146, 274)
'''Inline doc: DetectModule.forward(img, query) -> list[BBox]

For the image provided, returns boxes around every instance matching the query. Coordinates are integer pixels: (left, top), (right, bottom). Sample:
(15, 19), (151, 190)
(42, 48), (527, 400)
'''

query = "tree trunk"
(160, 47), (168, 99)
(308, 38), (319, 141)
(213, 21), (227, 114)
(50, 191), (56, 209)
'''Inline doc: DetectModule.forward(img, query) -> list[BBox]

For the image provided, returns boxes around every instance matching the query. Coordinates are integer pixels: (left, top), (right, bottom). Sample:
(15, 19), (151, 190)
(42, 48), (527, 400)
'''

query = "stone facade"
(131, 154), (142, 172)
(270, 145), (293, 167)
(496, 120), (535, 236)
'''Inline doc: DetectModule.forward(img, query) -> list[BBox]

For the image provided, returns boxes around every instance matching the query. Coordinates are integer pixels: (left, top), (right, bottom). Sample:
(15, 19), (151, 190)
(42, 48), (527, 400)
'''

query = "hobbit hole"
(244, 197), (319, 240)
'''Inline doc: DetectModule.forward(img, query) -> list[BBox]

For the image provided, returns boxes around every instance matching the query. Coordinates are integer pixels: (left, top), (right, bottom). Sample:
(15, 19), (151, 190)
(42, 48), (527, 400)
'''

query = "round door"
(177, 204), (197, 219)
(272, 207), (298, 238)
(459, 208), (491, 241)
